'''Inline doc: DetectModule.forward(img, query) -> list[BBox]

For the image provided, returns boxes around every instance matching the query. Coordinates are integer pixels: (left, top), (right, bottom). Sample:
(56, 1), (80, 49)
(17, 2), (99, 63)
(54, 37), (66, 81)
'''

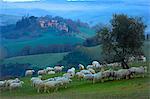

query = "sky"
(0, 0), (150, 32)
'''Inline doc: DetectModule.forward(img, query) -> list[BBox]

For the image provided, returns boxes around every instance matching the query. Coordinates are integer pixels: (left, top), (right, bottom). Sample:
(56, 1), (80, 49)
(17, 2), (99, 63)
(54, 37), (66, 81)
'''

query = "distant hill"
(1, 15), (95, 57)
(1, 15), (90, 39)
(0, 14), (21, 26)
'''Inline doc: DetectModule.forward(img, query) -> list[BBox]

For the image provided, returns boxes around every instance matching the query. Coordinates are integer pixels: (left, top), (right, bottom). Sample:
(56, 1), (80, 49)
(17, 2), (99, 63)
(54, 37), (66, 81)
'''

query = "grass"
(2, 53), (69, 67)
(0, 76), (149, 99)
(0, 62), (150, 99)
(2, 27), (95, 54)
(2, 34), (84, 54)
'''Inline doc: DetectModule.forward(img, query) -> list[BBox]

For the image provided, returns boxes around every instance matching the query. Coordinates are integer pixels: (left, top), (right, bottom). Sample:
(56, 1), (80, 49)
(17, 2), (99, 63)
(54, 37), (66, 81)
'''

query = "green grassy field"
(2, 27), (95, 54)
(0, 62), (150, 99)
(2, 53), (68, 68)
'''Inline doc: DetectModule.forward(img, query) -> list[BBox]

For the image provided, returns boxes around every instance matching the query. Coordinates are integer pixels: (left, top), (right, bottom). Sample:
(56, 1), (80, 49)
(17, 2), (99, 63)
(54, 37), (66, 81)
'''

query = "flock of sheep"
(0, 60), (147, 93)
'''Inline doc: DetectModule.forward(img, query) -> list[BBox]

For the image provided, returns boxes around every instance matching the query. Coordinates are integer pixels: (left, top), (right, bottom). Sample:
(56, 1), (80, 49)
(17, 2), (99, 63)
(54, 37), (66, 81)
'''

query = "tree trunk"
(121, 59), (129, 69)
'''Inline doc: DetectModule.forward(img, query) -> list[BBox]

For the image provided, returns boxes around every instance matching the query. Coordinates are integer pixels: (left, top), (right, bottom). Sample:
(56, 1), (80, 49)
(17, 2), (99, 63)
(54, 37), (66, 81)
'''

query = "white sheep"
(86, 65), (94, 70)
(92, 61), (100, 67)
(83, 74), (94, 81)
(140, 56), (146, 62)
(33, 79), (44, 93)
(67, 67), (75, 77)
(92, 61), (103, 71)
(44, 81), (62, 93)
(25, 70), (35, 76)
(9, 81), (24, 91)
(48, 71), (55, 75)
(76, 72), (85, 80)
(129, 66), (147, 77)
(78, 64), (85, 70)
(106, 62), (121, 68)
(38, 69), (46, 75)
(54, 66), (64, 73)
(115, 69), (131, 80)
(0, 80), (7, 88)
(102, 69), (112, 80)
(45, 67), (54, 72)
(80, 70), (92, 75)
(6, 78), (20, 87)
(63, 73), (73, 79)
(93, 72), (104, 83)
(31, 76), (42, 87)
(88, 68), (96, 74)
(56, 77), (72, 88)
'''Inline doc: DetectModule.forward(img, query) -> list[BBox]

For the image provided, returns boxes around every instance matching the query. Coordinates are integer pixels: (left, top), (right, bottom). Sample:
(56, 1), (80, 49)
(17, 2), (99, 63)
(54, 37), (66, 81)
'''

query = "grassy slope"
(2, 53), (68, 67)
(2, 41), (150, 67)
(0, 62), (149, 99)
(80, 40), (150, 61)
(2, 27), (94, 54)
(2, 34), (84, 54)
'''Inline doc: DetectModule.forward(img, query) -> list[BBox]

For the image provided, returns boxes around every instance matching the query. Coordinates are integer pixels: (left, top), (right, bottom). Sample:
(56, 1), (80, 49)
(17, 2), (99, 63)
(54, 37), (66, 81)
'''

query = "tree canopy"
(98, 14), (146, 69)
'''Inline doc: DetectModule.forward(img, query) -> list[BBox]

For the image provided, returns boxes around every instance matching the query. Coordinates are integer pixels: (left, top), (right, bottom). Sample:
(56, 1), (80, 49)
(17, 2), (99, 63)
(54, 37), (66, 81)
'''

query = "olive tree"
(98, 14), (146, 69)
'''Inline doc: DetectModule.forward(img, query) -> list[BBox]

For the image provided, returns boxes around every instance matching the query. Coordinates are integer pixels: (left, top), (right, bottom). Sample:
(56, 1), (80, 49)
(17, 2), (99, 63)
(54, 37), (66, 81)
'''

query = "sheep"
(83, 74), (94, 81)
(106, 62), (121, 68)
(6, 78), (20, 87)
(115, 69), (131, 80)
(63, 73), (74, 79)
(55, 77), (72, 88)
(92, 61), (100, 67)
(86, 65), (94, 70)
(48, 71), (55, 75)
(140, 56), (146, 62)
(44, 81), (63, 93)
(45, 67), (54, 72)
(78, 64), (85, 70)
(92, 61), (103, 72)
(88, 68), (96, 74)
(80, 70), (92, 75)
(0, 80), (7, 89)
(67, 67), (75, 74)
(93, 72), (104, 83)
(76, 72), (85, 80)
(25, 70), (35, 76)
(31, 76), (42, 87)
(67, 67), (76, 77)
(54, 66), (64, 73)
(102, 69), (111, 80)
(33, 79), (44, 93)
(128, 56), (136, 62)
(9, 81), (24, 91)
(129, 66), (147, 77)
(38, 69), (46, 75)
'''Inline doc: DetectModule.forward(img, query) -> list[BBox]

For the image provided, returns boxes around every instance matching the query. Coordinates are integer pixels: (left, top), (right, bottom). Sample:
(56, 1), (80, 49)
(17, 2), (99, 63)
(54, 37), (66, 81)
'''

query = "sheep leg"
(44, 86), (47, 93)
(101, 79), (104, 83)
(37, 88), (40, 93)
(93, 79), (95, 84)
(126, 76), (129, 79)
(142, 74), (144, 78)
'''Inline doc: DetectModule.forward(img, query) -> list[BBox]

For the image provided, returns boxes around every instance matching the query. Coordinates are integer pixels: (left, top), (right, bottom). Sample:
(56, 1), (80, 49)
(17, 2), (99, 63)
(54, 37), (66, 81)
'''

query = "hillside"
(0, 14), (21, 26)
(2, 53), (68, 68)
(1, 15), (95, 57)
(2, 41), (149, 68)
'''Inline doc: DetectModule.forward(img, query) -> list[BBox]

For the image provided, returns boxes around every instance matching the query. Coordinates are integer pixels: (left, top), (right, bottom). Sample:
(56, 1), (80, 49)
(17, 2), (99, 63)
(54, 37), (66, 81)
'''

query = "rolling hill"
(0, 14), (21, 26)
(1, 15), (95, 57)
(2, 41), (149, 68)
(1, 52), (68, 68)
